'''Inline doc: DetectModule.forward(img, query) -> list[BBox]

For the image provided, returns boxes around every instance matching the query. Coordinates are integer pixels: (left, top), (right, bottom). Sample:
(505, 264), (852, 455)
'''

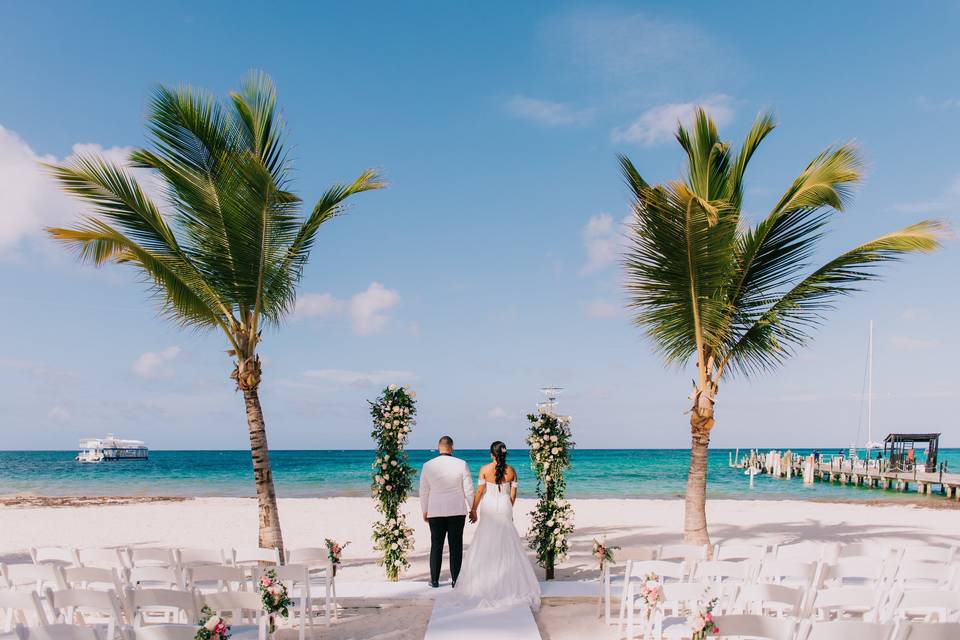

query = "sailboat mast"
(867, 320), (873, 447)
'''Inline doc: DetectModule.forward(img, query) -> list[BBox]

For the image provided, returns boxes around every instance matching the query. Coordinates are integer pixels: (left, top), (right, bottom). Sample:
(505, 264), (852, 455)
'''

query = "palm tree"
(620, 109), (947, 547)
(45, 72), (384, 556)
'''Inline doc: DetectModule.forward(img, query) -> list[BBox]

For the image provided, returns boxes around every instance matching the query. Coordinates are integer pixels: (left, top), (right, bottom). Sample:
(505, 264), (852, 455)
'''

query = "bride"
(446, 441), (541, 610)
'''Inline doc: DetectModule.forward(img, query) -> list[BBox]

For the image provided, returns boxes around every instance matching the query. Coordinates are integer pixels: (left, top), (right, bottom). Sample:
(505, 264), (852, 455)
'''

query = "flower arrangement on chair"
(592, 537), (620, 573)
(526, 406), (574, 580)
(195, 606), (231, 640)
(325, 538), (350, 578)
(258, 570), (293, 634)
(687, 596), (720, 639)
(370, 384), (417, 581)
(638, 573), (665, 618)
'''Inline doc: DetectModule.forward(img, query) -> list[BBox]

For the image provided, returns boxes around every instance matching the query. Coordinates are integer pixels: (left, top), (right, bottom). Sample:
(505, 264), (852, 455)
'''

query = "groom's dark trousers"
(428, 515), (466, 584)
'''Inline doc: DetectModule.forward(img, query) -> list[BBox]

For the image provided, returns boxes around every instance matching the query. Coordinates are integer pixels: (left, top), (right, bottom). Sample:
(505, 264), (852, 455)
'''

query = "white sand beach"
(3, 496), (959, 580)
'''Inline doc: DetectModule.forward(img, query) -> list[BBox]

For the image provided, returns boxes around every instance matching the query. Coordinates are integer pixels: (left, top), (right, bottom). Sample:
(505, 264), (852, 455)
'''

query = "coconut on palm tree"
(620, 109), (947, 546)
(45, 72), (384, 556)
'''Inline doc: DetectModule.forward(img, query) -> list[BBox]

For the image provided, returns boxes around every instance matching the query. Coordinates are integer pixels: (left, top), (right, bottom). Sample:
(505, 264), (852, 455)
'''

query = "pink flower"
(260, 577), (272, 586)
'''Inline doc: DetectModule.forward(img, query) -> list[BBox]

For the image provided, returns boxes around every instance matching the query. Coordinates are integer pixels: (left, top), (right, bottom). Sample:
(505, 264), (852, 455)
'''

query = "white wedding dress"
(444, 477), (541, 610)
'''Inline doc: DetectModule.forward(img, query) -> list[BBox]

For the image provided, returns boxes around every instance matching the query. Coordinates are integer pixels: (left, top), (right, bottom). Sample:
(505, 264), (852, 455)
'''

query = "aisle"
(423, 603), (541, 640)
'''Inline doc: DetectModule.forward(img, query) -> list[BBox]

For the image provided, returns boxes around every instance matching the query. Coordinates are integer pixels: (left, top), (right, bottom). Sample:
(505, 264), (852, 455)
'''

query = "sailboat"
(864, 321), (883, 451)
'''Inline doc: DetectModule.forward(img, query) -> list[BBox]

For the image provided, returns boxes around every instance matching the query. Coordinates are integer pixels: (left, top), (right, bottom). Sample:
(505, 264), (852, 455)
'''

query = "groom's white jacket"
(419, 454), (473, 518)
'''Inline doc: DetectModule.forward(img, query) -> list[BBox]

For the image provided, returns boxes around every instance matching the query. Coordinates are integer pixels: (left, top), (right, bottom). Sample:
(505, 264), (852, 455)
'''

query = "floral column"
(526, 406), (574, 580)
(370, 384), (417, 581)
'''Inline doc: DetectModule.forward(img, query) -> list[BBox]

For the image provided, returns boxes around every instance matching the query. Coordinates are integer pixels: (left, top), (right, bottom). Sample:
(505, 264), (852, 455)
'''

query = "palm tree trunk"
(683, 408), (713, 547)
(243, 387), (285, 558)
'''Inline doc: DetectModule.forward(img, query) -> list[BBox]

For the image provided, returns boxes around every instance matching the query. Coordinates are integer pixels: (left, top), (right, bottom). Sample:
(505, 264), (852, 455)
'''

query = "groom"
(419, 435), (474, 588)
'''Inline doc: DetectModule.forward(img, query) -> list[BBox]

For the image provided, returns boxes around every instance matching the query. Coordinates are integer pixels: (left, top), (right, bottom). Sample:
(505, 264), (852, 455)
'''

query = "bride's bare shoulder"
(477, 462), (496, 478)
(504, 465), (517, 480)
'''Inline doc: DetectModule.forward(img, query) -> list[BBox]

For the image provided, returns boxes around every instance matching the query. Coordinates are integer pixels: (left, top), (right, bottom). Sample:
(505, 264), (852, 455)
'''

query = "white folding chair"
(887, 588), (960, 623)
(775, 543), (825, 564)
(230, 549), (279, 568)
(45, 589), (125, 640)
(599, 545), (659, 626)
(901, 546), (956, 565)
(659, 544), (708, 571)
(810, 587), (882, 622)
(829, 543), (894, 563)
(655, 582), (719, 639)
(185, 567), (248, 594)
(801, 620), (895, 640)
(821, 558), (884, 587)
(260, 565), (314, 639)
(903, 622), (960, 640)
(175, 550), (228, 569)
(73, 551), (126, 571)
(893, 561), (955, 590)
(30, 549), (75, 569)
(126, 589), (197, 627)
(693, 560), (755, 585)
(757, 559), (820, 589)
(131, 626), (197, 640)
(734, 583), (806, 617)
(127, 550), (176, 570)
(61, 568), (124, 594)
(0, 590), (48, 632)
(284, 549), (335, 622)
(127, 568), (181, 591)
(1, 564), (65, 591)
(620, 561), (687, 635)
(201, 592), (266, 640)
(21, 625), (104, 640)
(713, 543), (766, 562)
(712, 614), (797, 640)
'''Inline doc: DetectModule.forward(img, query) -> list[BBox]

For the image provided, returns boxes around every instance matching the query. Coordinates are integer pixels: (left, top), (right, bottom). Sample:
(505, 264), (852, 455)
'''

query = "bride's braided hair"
(490, 441), (508, 488)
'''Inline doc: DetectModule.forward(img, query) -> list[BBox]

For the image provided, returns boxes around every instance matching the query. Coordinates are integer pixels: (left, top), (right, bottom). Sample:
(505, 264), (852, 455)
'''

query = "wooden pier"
(782, 457), (960, 500)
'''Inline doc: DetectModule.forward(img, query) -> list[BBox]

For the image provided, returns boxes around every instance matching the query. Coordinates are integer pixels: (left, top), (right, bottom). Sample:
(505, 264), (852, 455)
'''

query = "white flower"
(388, 384), (397, 391)
(532, 442), (540, 449)
(375, 457), (381, 464)
(551, 447), (559, 455)
(393, 406), (400, 413)
(546, 520), (554, 527)
(390, 460), (397, 466)
(376, 475), (384, 483)
(393, 420), (399, 427)
(391, 543), (398, 550)
(388, 518), (397, 526)
(550, 435), (558, 442)
(384, 454), (390, 460)
(204, 616), (223, 631)
(410, 391), (416, 398)
(381, 464), (388, 470)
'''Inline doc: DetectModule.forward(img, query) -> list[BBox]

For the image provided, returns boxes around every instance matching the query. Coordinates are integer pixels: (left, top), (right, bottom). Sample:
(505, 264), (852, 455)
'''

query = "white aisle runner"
(424, 604), (541, 640)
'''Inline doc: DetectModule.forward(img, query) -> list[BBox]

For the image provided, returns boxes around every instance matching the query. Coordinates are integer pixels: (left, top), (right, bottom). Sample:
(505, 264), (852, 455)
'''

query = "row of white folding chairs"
(29, 548), (283, 571)
(606, 556), (960, 627)
(706, 616), (959, 640)
(2, 563), (262, 593)
(622, 581), (960, 640)
(1, 567), (333, 639)
(0, 588), (271, 640)
(619, 542), (957, 566)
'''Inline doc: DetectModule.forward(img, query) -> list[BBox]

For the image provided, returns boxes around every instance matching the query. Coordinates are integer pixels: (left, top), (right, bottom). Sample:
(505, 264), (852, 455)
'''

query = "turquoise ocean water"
(1, 449), (958, 503)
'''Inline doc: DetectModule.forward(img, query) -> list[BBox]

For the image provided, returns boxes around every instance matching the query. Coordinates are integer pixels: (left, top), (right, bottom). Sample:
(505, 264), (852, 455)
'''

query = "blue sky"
(0, 1), (957, 451)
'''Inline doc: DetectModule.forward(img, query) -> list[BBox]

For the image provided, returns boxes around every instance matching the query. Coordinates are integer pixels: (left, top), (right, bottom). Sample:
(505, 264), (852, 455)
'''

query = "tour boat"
(75, 435), (149, 462)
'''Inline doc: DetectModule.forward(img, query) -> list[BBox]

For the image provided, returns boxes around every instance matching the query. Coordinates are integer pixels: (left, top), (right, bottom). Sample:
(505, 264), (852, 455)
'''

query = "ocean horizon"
(2, 448), (957, 504)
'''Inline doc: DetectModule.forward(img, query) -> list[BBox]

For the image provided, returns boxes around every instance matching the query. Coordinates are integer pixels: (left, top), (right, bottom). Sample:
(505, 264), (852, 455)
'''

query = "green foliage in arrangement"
(526, 408), (575, 580)
(369, 384), (418, 581)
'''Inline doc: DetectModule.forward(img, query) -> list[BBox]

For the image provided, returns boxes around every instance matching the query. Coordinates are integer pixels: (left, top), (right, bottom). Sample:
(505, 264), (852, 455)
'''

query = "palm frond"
(727, 112), (776, 210)
(624, 180), (738, 366)
(721, 220), (948, 377)
(617, 154), (649, 201)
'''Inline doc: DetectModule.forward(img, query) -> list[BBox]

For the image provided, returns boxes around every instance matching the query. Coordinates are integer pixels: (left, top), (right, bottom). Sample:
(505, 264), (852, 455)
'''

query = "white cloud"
(303, 369), (417, 387)
(581, 213), (630, 274)
(295, 293), (345, 318)
(504, 95), (591, 126)
(612, 95), (735, 146)
(0, 124), (154, 256)
(542, 8), (734, 86)
(892, 175), (960, 214)
(295, 282), (401, 335)
(132, 346), (182, 379)
(48, 406), (70, 420)
(487, 406), (509, 420)
(890, 336), (941, 351)
(586, 299), (621, 319)
(348, 282), (400, 335)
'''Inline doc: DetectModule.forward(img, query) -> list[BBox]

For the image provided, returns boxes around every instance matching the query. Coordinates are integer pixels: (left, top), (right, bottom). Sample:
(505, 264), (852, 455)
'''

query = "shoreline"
(1, 493), (957, 509)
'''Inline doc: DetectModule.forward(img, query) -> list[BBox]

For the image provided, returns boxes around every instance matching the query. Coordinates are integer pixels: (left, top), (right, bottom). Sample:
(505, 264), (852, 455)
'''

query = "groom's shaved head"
(438, 436), (454, 452)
